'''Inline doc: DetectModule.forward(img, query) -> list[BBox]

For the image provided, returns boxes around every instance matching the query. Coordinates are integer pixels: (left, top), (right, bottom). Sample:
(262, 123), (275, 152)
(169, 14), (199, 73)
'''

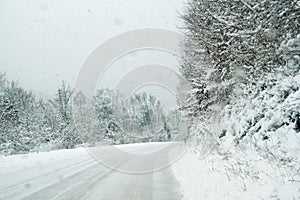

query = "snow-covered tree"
(51, 82), (79, 149)
(73, 91), (100, 145)
(181, 0), (300, 118)
(94, 89), (123, 143)
(0, 78), (38, 154)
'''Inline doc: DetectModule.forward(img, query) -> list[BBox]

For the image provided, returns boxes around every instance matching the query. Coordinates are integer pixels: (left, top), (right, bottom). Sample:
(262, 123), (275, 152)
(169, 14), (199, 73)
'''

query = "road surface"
(0, 142), (185, 200)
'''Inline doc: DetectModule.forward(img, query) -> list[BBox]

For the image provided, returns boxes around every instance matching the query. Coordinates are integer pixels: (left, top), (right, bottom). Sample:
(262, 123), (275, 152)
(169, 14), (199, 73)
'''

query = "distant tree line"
(0, 73), (183, 155)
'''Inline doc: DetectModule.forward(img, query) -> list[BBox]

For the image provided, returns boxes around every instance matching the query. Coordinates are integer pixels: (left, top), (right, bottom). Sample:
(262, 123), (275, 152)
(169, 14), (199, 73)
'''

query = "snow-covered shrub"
(212, 71), (300, 198)
(36, 139), (65, 152)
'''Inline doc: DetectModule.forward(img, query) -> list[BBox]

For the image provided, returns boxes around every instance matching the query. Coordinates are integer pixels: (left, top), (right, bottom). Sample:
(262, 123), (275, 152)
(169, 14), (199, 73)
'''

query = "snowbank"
(172, 148), (299, 200)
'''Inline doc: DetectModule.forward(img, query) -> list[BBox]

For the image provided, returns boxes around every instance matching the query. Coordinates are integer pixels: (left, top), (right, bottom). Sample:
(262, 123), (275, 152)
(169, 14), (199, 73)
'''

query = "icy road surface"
(0, 142), (184, 200)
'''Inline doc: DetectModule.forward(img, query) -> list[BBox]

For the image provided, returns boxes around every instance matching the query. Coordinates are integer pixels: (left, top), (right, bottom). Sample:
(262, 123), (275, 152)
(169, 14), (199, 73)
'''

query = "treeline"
(0, 73), (182, 155)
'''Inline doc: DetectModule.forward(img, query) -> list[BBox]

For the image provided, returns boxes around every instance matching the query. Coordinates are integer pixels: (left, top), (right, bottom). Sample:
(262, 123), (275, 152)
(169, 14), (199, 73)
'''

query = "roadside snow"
(171, 148), (300, 200)
(172, 150), (242, 200)
(0, 148), (90, 175)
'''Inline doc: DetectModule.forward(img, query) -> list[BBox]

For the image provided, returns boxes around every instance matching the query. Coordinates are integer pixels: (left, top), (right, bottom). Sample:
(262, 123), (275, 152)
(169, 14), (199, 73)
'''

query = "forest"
(0, 74), (183, 155)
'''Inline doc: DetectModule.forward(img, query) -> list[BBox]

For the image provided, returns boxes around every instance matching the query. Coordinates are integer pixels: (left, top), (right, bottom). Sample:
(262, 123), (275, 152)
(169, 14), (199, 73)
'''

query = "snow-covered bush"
(210, 69), (299, 198)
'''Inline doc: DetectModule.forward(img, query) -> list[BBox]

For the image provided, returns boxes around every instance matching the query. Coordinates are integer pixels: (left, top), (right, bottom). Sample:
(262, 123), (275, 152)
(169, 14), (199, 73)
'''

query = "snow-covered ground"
(173, 149), (245, 200)
(2, 142), (298, 200)
(0, 142), (183, 200)
(173, 148), (300, 200)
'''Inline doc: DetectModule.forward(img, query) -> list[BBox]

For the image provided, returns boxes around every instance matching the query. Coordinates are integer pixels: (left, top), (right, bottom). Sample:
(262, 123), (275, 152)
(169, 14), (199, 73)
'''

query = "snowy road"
(0, 142), (184, 200)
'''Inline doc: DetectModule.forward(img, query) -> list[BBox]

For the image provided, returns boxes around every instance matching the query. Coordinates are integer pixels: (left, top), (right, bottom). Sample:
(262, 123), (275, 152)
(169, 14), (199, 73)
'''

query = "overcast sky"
(0, 0), (185, 109)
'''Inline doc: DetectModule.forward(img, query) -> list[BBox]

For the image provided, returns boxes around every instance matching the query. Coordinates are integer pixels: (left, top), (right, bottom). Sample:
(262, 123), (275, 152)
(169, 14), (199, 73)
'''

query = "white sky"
(0, 0), (185, 109)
